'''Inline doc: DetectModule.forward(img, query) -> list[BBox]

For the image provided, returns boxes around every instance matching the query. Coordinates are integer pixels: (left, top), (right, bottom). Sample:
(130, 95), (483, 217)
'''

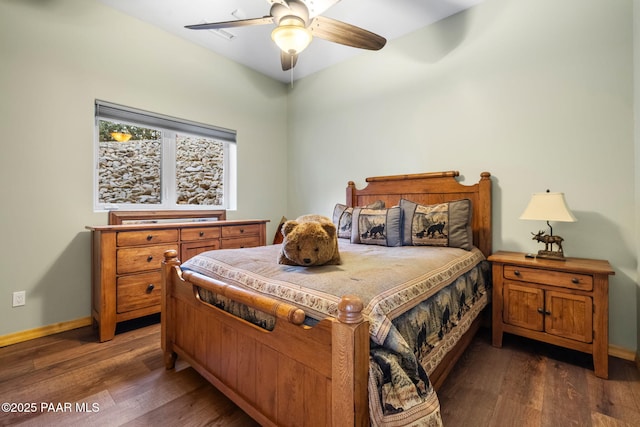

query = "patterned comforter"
(181, 241), (490, 427)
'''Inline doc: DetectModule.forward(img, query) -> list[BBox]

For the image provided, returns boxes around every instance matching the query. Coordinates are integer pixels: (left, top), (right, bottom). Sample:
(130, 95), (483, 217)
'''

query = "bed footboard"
(162, 250), (370, 427)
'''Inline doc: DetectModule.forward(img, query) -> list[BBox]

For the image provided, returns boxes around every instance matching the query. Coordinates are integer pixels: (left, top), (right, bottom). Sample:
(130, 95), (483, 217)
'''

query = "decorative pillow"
(350, 206), (402, 247)
(400, 198), (473, 250)
(332, 200), (385, 239)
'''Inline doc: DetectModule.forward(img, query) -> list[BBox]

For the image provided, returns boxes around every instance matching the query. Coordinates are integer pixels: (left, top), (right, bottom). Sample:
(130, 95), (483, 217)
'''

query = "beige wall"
(1, 0), (637, 354)
(635, 0), (640, 361)
(0, 0), (288, 336)
(288, 0), (637, 351)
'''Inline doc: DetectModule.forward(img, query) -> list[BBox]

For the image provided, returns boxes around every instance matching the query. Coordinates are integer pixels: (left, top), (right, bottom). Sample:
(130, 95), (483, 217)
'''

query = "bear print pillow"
(350, 206), (401, 247)
(332, 200), (385, 239)
(400, 198), (473, 250)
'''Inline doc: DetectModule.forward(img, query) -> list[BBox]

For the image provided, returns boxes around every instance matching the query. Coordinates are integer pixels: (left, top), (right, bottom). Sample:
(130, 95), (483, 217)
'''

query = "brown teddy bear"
(278, 214), (341, 266)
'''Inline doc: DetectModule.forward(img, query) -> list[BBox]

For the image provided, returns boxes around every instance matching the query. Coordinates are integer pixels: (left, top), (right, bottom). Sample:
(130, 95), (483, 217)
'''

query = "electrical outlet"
(12, 291), (25, 307)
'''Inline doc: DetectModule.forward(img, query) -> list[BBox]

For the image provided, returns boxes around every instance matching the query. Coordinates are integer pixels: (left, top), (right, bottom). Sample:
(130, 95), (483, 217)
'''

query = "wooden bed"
(161, 171), (492, 426)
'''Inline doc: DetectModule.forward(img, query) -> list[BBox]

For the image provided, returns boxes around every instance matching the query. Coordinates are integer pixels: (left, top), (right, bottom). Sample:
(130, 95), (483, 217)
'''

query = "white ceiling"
(96, 0), (483, 83)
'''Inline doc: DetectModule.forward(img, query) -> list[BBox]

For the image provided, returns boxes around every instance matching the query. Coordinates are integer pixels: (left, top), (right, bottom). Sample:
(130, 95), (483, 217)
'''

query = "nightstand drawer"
(504, 265), (593, 291)
(117, 229), (178, 246)
(181, 227), (221, 241)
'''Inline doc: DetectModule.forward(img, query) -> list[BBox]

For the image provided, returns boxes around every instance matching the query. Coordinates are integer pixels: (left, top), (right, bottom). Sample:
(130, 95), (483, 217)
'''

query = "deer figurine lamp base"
(531, 222), (566, 261)
(520, 191), (577, 261)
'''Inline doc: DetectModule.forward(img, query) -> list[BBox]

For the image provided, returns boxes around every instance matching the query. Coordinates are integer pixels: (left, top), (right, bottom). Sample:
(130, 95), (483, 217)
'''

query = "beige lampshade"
(520, 192), (577, 222)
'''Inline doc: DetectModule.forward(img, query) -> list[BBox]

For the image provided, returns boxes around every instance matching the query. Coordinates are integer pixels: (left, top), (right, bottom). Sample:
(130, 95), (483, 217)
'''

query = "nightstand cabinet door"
(545, 291), (593, 343)
(503, 283), (544, 331)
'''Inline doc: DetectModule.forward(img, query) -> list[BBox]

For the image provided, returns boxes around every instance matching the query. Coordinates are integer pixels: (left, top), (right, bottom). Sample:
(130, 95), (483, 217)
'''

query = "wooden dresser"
(489, 251), (614, 378)
(87, 213), (268, 342)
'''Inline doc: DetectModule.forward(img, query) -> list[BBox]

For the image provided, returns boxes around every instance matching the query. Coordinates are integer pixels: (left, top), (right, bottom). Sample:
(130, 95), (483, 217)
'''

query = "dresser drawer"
(181, 226), (221, 242)
(221, 236), (261, 249)
(116, 244), (179, 274)
(116, 229), (178, 246)
(221, 224), (261, 238)
(504, 265), (593, 291)
(182, 240), (220, 261)
(116, 271), (161, 313)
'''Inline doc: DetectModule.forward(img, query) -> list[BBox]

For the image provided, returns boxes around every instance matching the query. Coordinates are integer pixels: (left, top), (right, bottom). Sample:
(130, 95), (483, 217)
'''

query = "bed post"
(346, 181), (357, 208)
(162, 249), (180, 369)
(332, 295), (370, 426)
(477, 172), (492, 257)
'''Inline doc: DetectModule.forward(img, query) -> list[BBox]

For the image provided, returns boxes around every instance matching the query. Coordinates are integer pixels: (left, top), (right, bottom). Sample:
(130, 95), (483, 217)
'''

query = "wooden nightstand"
(488, 251), (614, 378)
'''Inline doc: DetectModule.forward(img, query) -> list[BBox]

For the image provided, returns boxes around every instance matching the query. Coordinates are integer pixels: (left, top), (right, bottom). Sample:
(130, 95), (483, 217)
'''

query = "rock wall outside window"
(98, 136), (224, 206)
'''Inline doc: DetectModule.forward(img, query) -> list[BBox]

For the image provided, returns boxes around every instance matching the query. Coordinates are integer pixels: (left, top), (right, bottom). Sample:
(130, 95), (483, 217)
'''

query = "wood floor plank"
(438, 384), (497, 426)
(489, 395), (541, 427)
(586, 357), (640, 426)
(31, 323), (158, 370)
(122, 383), (260, 427)
(0, 327), (95, 383)
(437, 329), (512, 426)
(75, 367), (215, 426)
(540, 349), (592, 426)
(1, 321), (638, 427)
(499, 344), (546, 411)
(438, 327), (512, 395)
(439, 329), (640, 427)
(591, 411), (638, 427)
(1, 343), (155, 401)
(15, 390), (117, 427)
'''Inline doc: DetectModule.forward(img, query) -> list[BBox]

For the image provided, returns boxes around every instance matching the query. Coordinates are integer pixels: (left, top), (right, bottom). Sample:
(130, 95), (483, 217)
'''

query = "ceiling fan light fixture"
(271, 16), (312, 55)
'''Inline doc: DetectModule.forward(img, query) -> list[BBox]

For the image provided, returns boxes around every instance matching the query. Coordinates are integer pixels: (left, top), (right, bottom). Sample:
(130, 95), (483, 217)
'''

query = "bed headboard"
(346, 171), (492, 257)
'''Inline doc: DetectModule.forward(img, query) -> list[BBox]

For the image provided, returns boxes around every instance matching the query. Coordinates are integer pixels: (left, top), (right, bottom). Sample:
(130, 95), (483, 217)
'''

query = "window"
(94, 100), (237, 211)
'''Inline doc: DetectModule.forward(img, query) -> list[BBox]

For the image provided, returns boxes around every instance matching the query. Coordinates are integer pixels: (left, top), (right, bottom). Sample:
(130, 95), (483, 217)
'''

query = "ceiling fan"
(185, 0), (386, 71)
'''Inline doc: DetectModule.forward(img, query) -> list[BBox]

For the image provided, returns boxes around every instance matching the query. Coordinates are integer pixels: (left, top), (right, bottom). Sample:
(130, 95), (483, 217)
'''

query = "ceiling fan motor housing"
(270, 0), (310, 26)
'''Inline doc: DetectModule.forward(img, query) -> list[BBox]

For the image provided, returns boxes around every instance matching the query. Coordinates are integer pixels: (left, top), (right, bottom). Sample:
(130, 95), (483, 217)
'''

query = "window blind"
(95, 100), (237, 143)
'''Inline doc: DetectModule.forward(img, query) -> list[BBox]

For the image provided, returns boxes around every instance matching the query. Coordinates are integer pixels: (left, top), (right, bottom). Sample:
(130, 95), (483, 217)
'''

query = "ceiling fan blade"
(280, 51), (298, 71)
(185, 16), (274, 31)
(309, 16), (386, 51)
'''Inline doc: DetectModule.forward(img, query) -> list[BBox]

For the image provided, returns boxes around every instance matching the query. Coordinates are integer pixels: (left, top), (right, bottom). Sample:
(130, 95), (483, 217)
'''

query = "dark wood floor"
(1, 317), (638, 426)
(438, 329), (640, 427)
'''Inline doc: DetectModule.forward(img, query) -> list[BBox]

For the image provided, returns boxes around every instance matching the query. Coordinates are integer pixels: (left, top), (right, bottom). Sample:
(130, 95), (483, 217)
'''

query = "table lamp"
(519, 190), (577, 260)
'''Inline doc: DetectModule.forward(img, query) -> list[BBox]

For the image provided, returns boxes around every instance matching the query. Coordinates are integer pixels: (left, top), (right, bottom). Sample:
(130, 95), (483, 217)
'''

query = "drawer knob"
(240, 228), (244, 233)
(514, 270), (521, 276)
(199, 231), (205, 237)
(147, 235), (153, 241)
(572, 278), (579, 284)
(147, 255), (153, 262)
(146, 284), (155, 293)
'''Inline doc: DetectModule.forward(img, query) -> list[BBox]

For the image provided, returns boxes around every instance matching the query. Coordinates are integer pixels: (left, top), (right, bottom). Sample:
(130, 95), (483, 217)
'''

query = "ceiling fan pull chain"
(290, 55), (294, 87)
